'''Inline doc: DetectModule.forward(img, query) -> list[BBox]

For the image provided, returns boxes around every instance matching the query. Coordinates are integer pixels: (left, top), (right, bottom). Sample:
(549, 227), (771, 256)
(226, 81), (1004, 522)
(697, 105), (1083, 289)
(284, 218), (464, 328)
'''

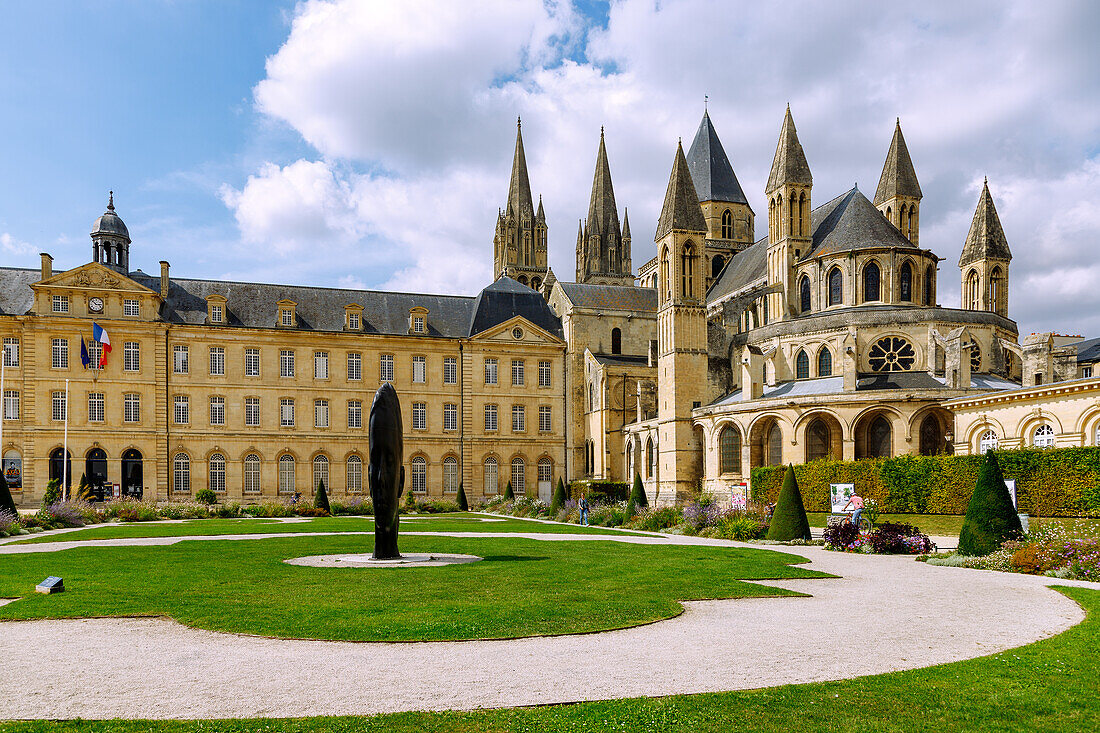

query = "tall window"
(2, 337), (18, 367)
(124, 299), (139, 317)
(484, 404), (498, 431)
(411, 456), (427, 493)
(173, 345), (189, 374)
(347, 400), (362, 428)
(538, 457), (552, 487)
(278, 455), (295, 493)
(444, 357), (457, 385)
(209, 453), (226, 492)
(924, 266), (935, 306)
(314, 399), (329, 428)
(538, 360), (551, 387)
(979, 429), (999, 453)
(346, 455), (363, 492)
(280, 398), (295, 427)
(348, 312), (360, 330)
(611, 328), (622, 355)
(174, 395), (189, 424)
(965, 270), (980, 310)
(484, 358), (498, 385)
(209, 346), (225, 376)
(52, 391), (67, 421)
(868, 416), (892, 458)
(539, 405), (551, 432)
(243, 454), (260, 493)
(380, 354), (394, 382)
(210, 304), (223, 323)
(807, 418), (831, 461)
(346, 352), (361, 381)
(412, 355), (426, 383)
(173, 453), (190, 493)
(766, 422), (782, 466)
(245, 348), (260, 376)
(660, 247), (670, 302)
(123, 342), (140, 372)
(900, 262), (913, 302)
(88, 392), (105, 422)
(313, 455), (329, 490)
(280, 349), (295, 378)
(281, 308), (294, 327)
(484, 456), (499, 494)
(795, 350), (810, 379)
(413, 316), (425, 333)
(990, 266), (1005, 312)
(443, 403), (458, 431)
(209, 396), (225, 425)
(89, 340), (102, 369)
(511, 359), (525, 386)
(52, 295), (69, 313)
(52, 338), (68, 369)
(511, 457), (525, 495)
(123, 393), (140, 423)
(719, 425), (741, 474)
(3, 390), (19, 420)
(646, 439), (656, 479)
(721, 208), (733, 238)
(681, 244), (695, 298)
(512, 404), (525, 432)
(245, 397), (260, 426)
(412, 401), (426, 430)
(818, 348), (832, 377)
(800, 275), (811, 313)
(828, 268), (843, 306)
(1033, 424), (1055, 448)
(443, 456), (458, 493)
(863, 262), (881, 302)
(315, 351), (329, 379)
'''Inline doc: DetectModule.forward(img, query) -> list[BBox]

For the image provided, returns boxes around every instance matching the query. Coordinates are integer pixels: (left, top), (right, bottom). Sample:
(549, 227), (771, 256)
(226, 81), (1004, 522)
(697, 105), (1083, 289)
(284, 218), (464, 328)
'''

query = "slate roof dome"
(469, 276), (562, 338)
(91, 192), (130, 241)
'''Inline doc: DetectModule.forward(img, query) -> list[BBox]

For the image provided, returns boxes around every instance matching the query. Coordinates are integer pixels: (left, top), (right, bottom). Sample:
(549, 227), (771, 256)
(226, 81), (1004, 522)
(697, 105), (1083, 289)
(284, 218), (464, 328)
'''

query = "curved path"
(0, 528), (1093, 720)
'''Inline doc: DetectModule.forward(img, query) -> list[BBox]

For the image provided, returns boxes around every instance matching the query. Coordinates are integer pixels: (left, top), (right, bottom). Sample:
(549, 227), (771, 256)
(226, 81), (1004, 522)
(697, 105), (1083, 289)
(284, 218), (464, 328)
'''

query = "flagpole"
(0, 357), (5, 487)
(63, 378), (69, 503)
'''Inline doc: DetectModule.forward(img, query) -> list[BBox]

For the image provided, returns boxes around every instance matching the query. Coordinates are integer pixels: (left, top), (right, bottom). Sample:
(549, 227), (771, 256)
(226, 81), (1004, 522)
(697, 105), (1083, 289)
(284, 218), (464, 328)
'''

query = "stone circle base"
(284, 553), (482, 569)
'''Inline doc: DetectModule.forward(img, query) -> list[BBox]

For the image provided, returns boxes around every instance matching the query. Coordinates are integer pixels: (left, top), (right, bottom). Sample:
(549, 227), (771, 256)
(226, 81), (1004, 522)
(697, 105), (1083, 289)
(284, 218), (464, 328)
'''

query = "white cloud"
(0, 233), (36, 257)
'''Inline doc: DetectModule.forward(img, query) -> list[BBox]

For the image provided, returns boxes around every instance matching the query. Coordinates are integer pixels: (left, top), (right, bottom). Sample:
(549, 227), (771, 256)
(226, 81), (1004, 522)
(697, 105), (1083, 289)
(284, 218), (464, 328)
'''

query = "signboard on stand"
(830, 483), (855, 513)
(730, 483), (748, 510)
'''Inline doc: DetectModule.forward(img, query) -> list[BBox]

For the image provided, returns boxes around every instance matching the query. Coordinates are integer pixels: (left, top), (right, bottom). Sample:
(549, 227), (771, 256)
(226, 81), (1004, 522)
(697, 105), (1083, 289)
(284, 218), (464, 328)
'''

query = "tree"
(766, 464), (812, 541)
(76, 473), (92, 502)
(42, 478), (61, 507)
(626, 474), (649, 520)
(550, 477), (566, 516)
(503, 481), (515, 501)
(958, 450), (1023, 556)
(456, 482), (469, 511)
(314, 478), (330, 513)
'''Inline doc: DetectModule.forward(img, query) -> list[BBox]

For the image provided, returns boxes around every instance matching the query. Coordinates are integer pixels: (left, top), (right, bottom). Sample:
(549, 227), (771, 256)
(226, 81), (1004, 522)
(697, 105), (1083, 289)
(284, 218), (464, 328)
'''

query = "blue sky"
(1, 1), (1098, 338)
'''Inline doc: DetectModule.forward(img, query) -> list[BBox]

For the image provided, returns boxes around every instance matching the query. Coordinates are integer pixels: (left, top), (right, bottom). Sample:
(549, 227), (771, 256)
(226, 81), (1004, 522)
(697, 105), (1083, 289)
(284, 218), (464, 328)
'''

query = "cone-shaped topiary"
(550, 477), (566, 516)
(0, 476), (17, 517)
(314, 478), (330, 513)
(457, 482), (469, 511)
(625, 474), (647, 520)
(503, 481), (515, 501)
(958, 450), (1023, 556)
(766, 464), (812, 541)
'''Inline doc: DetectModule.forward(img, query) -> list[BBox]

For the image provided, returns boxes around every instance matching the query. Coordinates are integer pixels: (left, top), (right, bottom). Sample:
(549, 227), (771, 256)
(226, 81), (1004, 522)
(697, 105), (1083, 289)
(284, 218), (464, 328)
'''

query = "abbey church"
(2, 107), (1098, 508)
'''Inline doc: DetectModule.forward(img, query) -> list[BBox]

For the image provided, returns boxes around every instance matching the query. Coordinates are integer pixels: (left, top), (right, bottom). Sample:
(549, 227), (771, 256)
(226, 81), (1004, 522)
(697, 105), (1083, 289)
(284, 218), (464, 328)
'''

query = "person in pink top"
(843, 489), (865, 529)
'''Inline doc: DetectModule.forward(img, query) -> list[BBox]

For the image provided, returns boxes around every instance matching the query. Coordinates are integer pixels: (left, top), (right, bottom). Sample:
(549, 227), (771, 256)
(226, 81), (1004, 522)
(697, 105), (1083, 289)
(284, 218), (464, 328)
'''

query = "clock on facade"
(89, 297), (104, 313)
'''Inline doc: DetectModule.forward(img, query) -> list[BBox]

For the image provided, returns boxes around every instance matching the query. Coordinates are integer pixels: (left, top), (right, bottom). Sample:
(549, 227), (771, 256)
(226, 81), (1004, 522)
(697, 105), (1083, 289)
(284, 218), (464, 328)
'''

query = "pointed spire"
(536, 194), (545, 220)
(765, 106), (812, 194)
(586, 127), (620, 242)
(622, 208), (631, 240)
(873, 118), (922, 205)
(686, 109), (748, 204)
(506, 117), (535, 220)
(656, 141), (707, 240)
(959, 179), (1012, 267)
(107, 191), (115, 212)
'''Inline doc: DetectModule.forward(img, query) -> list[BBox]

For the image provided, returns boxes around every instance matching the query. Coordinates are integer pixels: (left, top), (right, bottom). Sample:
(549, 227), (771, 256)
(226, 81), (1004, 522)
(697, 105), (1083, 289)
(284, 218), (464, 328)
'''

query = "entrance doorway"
(121, 449), (143, 499)
(86, 448), (108, 498)
(48, 448), (72, 491)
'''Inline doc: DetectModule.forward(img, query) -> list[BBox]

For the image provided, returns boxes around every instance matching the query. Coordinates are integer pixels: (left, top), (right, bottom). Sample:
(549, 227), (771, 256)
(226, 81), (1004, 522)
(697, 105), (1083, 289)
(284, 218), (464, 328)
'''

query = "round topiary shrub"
(766, 465), (812, 541)
(195, 488), (217, 505)
(958, 450), (1024, 556)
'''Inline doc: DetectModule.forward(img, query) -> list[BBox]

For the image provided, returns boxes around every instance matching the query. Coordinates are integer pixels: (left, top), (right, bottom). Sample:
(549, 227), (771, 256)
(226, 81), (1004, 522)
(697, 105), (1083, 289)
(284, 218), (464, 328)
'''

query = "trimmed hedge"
(750, 446), (1100, 517)
(569, 480), (629, 503)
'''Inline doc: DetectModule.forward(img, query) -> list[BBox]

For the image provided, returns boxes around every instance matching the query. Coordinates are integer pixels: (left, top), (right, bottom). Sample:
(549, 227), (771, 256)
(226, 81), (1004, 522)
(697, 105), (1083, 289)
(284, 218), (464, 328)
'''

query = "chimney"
(159, 261), (170, 298)
(40, 253), (52, 281)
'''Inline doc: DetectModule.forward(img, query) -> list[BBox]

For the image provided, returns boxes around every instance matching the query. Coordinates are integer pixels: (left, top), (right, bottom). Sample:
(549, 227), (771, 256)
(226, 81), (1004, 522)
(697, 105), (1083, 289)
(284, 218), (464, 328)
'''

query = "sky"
(1, 0), (1098, 338)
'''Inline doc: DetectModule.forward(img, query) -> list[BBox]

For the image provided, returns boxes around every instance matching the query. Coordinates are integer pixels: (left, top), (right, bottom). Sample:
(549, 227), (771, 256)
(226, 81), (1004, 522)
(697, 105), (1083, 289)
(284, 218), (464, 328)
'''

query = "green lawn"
(805, 512), (1100, 537)
(0, 586), (1094, 731)
(8, 513), (645, 544)
(0, 534), (826, 641)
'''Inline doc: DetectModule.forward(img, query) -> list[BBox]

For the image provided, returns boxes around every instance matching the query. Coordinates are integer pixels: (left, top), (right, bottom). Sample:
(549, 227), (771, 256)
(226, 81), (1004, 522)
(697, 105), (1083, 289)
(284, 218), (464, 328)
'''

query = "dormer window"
(281, 309), (293, 326)
(52, 295), (70, 313)
(206, 295), (227, 325)
(345, 304), (363, 331)
(409, 306), (428, 334)
(413, 316), (425, 333)
(277, 299), (297, 328)
(212, 305), (223, 323)
(349, 313), (360, 329)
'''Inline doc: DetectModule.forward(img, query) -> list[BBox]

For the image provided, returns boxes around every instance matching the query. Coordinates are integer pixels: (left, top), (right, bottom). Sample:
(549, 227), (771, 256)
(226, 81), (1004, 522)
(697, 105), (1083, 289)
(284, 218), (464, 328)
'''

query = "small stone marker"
(36, 577), (64, 594)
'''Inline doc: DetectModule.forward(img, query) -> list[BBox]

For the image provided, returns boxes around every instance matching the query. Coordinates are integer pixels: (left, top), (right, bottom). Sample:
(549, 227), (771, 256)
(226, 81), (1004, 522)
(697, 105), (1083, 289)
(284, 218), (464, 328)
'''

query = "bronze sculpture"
(369, 382), (404, 559)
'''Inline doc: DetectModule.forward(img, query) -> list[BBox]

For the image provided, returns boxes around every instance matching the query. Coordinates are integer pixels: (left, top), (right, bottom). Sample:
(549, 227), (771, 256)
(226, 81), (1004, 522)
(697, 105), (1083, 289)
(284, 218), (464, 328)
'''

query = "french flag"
(92, 322), (111, 368)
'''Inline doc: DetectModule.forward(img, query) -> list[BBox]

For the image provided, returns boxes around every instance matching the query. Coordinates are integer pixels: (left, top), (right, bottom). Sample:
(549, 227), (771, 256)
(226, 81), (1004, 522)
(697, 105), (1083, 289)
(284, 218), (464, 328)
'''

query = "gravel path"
(0, 531), (1093, 720)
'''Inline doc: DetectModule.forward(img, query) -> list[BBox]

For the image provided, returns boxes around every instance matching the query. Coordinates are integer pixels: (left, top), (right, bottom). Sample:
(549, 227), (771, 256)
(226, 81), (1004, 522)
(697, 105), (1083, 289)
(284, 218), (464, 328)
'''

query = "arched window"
(660, 247), (671, 302)
(278, 454), (295, 494)
(484, 456), (499, 494)
(1033, 424), (1055, 448)
(611, 327), (622, 355)
(511, 457), (525, 495)
(411, 456), (427, 493)
(799, 275), (811, 313)
(863, 262), (881, 302)
(712, 255), (725, 279)
(762, 297), (769, 326)
(828, 267), (843, 306)
(818, 347), (832, 377)
(900, 262), (913, 302)
(919, 415), (943, 456)
(776, 194), (783, 237)
(965, 270), (980, 310)
(646, 438), (655, 479)
(531, 277), (541, 290)
(49, 448), (72, 489)
(1095, 424), (1100, 447)
(681, 244), (695, 298)
(787, 194), (795, 236)
(990, 266), (1004, 313)
(346, 455), (362, 493)
(766, 422), (783, 466)
(795, 350), (810, 379)
(313, 454), (328, 492)
(538, 457), (552, 487)
(769, 198), (776, 240)
(721, 209), (733, 238)
(900, 204), (908, 238)
(208, 453), (225, 493)
(443, 456), (458, 493)
(907, 206), (915, 238)
(798, 192), (806, 236)
(807, 418), (831, 461)
(517, 275), (528, 286)
(868, 416), (892, 458)
(924, 265), (935, 305)
(979, 429), (999, 453)
(244, 454), (261, 493)
(174, 453), (191, 493)
(719, 425), (741, 474)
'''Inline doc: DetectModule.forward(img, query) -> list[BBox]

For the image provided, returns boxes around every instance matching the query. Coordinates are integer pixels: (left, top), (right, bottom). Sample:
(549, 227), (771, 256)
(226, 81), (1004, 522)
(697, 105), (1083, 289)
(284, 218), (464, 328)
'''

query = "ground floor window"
(979, 429), (999, 453)
(411, 456), (427, 493)
(1033, 424), (1055, 448)
(244, 454), (260, 493)
(313, 455), (329, 490)
(208, 453), (225, 492)
(278, 455), (295, 494)
(173, 453), (190, 493)
(484, 457), (498, 494)
(346, 455), (362, 492)
(443, 456), (458, 493)
(538, 457), (552, 485)
(511, 458), (525, 495)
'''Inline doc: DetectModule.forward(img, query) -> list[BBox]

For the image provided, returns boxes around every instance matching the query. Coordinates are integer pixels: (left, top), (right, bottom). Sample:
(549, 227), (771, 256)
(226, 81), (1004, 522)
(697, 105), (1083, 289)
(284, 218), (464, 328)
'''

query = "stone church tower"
(655, 141), (708, 505)
(575, 128), (633, 286)
(874, 119), (923, 245)
(959, 178), (1011, 317)
(764, 106), (812, 323)
(493, 118), (549, 289)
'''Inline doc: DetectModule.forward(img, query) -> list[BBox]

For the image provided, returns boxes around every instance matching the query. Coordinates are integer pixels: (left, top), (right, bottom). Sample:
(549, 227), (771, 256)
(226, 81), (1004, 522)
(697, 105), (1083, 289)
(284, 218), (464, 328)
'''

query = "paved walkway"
(0, 528), (1094, 720)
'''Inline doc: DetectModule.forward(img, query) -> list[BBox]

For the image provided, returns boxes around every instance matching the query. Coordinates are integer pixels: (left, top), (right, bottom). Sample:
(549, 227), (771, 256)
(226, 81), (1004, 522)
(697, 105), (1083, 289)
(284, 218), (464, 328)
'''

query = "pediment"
(35, 262), (157, 295)
(470, 315), (563, 345)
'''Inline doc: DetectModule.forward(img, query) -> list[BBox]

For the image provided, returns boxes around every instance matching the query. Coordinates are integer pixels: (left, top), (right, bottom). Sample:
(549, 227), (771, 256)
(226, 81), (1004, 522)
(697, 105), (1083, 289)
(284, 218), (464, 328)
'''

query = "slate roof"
(706, 235), (767, 303)
(765, 106), (812, 194)
(0, 268), (41, 315)
(873, 120), (922, 204)
(655, 141), (708, 240)
(686, 111), (749, 205)
(1076, 336), (1100, 364)
(591, 353), (651, 367)
(557, 282), (658, 312)
(468, 276), (562, 338)
(959, 179), (1012, 267)
(505, 119), (535, 220)
(857, 371), (944, 390)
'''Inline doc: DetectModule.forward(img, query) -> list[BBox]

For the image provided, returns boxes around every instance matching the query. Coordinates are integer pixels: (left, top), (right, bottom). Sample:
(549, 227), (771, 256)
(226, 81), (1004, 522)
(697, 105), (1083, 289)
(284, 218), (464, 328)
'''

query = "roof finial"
(704, 94), (708, 111)
(600, 125), (604, 137)
(984, 175), (988, 186)
(517, 116), (521, 129)
(107, 191), (115, 211)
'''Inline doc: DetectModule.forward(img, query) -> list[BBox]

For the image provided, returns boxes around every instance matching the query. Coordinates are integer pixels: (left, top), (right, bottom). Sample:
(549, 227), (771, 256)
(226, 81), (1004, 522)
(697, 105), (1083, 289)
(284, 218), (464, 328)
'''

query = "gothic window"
(900, 262), (913, 302)
(611, 328), (622, 355)
(798, 192), (806, 236)
(968, 342), (982, 371)
(919, 415), (943, 456)
(868, 336), (916, 372)
(719, 425), (741, 474)
(818, 347), (832, 377)
(807, 418), (831, 462)
(795, 350), (810, 379)
(965, 270), (980, 310)
(721, 209), (733, 238)
(1033, 424), (1055, 448)
(979, 429), (999, 453)
(660, 247), (671, 302)
(828, 268), (843, 306)
(766, 422), (783, 466)
(776, 194), (783, 237)
(924, 265), (935, 305)
(990, 267), (1004, 313)
(863, 262), (881, 302)
(799, 275), (811, 313)
(907, 206), (915, 238)
(762, 297), (769, 326)
(787, 194), (795, 236)
(681, 244), (695, 298)
(868, 416), (892, 458)
(712, 255), (724, 279)
(646, 438), (656, 479)
(900, 204), (909, 238)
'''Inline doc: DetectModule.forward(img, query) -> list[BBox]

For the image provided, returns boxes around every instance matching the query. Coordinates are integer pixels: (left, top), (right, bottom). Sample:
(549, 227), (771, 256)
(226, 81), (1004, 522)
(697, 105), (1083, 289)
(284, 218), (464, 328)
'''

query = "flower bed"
(923, 519), (1100, 581)
(824, 521), (935, 554)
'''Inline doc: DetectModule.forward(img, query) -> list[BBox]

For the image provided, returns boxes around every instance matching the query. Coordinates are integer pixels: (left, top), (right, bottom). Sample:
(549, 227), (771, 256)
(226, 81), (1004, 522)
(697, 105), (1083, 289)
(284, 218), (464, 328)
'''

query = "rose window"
(868, 336), (915, 372)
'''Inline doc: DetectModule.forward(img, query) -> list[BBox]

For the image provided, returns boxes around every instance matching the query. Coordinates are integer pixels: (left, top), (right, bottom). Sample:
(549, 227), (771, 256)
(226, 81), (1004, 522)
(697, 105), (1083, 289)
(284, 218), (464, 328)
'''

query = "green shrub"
(715, 513), (767, 541)
(42, 478), (61, 507)
(244, 501), (293, 518)
(214, 502), (241, 518)
(503, 481), (515, 501)
(626, 474), (647, 520)
(457, 482), (469, 511)
(958, 451), (1024, 556)
(550, 477), (566, 516)
(194, 488), (217, 505)
(766, 465), (811, 541)
(314, 479), (330, 513)
(626, 505), (682, 531)
(0, 475), (17, 517)
(103, 499), (159, 522)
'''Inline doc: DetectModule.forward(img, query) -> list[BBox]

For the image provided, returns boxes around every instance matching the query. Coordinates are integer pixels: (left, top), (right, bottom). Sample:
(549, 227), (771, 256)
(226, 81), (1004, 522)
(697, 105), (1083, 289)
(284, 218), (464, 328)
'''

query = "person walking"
(579, 495), (589, 526)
